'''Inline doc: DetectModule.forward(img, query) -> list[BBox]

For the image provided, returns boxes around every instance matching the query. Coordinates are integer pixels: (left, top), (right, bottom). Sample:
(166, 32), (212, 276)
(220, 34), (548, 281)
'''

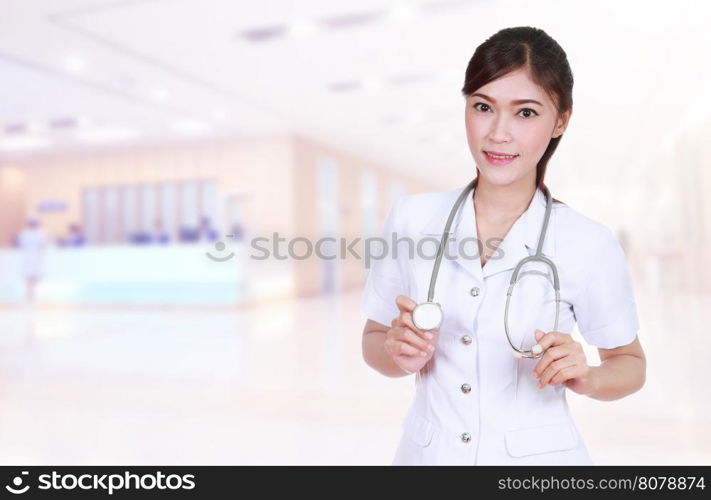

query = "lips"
(484, 150), (518, 158)
(483, 150), (518, 166)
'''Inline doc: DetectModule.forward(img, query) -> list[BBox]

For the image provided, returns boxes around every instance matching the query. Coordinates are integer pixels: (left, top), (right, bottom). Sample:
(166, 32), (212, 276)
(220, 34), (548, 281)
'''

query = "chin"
(476, 165), (521, 186)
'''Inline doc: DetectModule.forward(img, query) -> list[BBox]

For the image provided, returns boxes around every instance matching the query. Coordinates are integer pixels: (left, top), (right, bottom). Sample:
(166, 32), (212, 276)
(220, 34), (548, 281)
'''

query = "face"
(464, 67), (571, 188)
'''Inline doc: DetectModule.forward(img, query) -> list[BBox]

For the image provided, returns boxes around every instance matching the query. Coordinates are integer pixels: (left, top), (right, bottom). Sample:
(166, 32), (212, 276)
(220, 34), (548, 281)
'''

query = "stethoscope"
(411, 178), (560, 359)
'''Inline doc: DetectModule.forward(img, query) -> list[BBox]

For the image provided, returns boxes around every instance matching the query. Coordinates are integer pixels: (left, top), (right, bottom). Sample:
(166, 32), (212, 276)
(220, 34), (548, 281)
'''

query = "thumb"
(534, 329), (545, 341)
(395, 295), (416, 313)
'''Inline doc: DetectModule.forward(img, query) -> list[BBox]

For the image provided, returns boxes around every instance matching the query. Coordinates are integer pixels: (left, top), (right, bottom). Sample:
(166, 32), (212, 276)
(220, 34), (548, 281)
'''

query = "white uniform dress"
(360, 184), (640, 466)
(17, 227), (47, 279)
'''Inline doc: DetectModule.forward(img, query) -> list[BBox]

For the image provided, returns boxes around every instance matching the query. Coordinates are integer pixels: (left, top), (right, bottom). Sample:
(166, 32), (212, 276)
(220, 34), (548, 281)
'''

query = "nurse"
(360, 26), (646, 465)
(16, 217), (48, 303)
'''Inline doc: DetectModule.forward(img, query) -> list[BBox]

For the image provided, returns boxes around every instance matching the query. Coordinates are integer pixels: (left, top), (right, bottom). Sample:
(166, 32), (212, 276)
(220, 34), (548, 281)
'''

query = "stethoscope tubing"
(424, 177), (560, 359)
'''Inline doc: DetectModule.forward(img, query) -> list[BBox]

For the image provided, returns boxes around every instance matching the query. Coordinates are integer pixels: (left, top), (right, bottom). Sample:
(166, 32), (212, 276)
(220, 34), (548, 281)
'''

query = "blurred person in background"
(229, 221), (245, 241)
(197, 216), (219, 242)
(16, 217), (48, 302)
(178, 216), (218, 243)
(151, 218), (170, 244)
(58, 223), (86, 247)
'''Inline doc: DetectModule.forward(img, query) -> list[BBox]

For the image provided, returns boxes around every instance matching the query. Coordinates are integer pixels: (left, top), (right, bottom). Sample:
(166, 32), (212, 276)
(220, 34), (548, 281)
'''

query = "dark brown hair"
(461, 26), (574, 204)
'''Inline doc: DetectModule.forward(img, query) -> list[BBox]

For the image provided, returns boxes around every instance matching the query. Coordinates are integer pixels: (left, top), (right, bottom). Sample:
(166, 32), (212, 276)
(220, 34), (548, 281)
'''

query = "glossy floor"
(0, 284), (708, 465)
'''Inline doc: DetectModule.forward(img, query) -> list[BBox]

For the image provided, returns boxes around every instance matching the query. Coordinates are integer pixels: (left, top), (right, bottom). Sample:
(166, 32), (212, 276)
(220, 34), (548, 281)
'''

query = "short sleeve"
(573, 226), (640, 348)
(360, 197), (409, 326)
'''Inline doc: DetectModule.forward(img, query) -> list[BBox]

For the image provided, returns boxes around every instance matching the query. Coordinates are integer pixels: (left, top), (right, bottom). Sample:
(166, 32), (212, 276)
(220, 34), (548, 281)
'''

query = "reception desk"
(0, 242), (294, 305)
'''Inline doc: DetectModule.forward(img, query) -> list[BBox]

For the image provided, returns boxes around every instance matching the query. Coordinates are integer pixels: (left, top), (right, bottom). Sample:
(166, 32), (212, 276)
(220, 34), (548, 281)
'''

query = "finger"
(539, 357), (577, 387)
(395, 295), (417, 314)
(397, 327), (434, 354)
(398, 340), (429, 357)
(549, 364), (585, 386)
(535, 331), (572, 352)
(532, 345), (567, 378)
(385, 333), (423, 357)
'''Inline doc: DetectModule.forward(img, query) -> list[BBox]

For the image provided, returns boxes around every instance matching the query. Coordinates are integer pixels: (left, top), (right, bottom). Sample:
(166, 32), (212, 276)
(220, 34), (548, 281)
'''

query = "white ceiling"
(0, 0), (709, 189)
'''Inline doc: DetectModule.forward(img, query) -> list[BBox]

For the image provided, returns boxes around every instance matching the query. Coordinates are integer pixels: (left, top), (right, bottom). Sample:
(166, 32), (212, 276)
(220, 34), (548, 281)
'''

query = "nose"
(487, 114), (512, 143)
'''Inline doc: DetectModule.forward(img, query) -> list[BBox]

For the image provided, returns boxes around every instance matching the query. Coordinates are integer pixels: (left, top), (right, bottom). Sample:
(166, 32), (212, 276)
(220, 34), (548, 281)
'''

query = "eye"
(473, 102), (489, 112)
(518, 108), (539, 118)
(472, 102), (539, 118)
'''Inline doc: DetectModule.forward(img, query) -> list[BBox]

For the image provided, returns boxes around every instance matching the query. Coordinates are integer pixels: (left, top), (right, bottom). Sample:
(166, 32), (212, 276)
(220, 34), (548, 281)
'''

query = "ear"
(552, 108), (572, 138)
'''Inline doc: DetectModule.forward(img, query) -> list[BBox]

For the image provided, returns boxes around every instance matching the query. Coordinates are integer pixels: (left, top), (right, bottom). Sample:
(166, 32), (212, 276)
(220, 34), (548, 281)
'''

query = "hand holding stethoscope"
(384, 295), (441, 375)
(531, 329), (595, 395)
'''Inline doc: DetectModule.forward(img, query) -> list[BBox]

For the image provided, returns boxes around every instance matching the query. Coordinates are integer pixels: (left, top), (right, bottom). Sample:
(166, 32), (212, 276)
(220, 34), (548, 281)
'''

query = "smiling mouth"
(484, 151), (519, 159)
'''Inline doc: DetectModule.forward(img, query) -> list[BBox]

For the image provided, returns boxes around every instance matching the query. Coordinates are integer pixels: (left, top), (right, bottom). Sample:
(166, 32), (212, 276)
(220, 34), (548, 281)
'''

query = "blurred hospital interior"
(0, 0), (710, 464)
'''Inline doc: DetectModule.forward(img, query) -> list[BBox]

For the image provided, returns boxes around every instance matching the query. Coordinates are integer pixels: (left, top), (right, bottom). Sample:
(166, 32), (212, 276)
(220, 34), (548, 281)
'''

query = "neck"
(473, 176), (537, 225)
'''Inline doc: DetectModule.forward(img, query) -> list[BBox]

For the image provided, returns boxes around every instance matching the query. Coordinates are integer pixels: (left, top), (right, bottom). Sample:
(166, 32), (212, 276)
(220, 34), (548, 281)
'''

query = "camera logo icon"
(5, 471), (30, 494)
(205, 235), (235, 262)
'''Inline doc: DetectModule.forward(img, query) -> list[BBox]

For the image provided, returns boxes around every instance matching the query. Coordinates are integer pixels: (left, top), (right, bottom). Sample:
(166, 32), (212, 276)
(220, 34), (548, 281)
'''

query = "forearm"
(588, 354), (646, 401)
(362, 331), (410, 378)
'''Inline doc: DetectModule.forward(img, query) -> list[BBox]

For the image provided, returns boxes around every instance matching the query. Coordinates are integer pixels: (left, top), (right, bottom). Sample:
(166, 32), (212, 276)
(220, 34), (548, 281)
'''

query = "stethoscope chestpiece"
(412, 301), (443, 331)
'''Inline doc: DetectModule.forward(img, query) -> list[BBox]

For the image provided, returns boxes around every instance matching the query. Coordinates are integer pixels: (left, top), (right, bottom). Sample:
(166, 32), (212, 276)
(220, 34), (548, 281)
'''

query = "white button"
(470, 286), (480, 297)
(461, 335), (472, 345)
(461, 432), (471, 443)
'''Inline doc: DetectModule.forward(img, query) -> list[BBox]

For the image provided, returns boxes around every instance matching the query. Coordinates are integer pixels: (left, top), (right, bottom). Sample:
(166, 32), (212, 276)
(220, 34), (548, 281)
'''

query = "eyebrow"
(470, 93), (543, 107)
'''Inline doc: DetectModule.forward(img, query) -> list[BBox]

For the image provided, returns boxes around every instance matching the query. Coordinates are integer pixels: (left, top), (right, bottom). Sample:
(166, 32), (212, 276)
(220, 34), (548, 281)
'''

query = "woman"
(17, 217), (48, 303)
(360, 26), (646, 465)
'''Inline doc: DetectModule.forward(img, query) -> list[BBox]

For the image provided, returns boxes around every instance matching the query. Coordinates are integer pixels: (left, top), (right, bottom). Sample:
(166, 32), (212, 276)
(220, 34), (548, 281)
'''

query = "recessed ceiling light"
(329, 80), (361, 92)
(318, 10), (383, 30)
(49, 118), (78, 129)
(238, 25), (287, 43)
(4, 123), (27, 134)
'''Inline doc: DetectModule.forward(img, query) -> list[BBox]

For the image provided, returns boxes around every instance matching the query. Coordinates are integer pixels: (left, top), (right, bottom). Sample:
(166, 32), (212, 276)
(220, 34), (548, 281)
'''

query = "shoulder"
(554, 202), (621, 259)
(391, 187), (461, 234)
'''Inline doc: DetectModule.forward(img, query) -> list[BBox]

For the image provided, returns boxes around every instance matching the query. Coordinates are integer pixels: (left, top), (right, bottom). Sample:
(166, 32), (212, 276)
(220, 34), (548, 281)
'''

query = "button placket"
(458, 285), (479, 449)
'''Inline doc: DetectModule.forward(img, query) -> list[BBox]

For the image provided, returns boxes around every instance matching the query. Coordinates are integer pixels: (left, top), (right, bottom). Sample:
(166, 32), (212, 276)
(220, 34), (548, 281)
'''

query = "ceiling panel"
(0, 0), (708, 189)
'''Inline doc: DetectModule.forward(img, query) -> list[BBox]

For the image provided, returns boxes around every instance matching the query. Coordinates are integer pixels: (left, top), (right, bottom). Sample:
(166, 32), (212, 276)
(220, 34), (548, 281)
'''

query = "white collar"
(419, 183), (557, 280)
